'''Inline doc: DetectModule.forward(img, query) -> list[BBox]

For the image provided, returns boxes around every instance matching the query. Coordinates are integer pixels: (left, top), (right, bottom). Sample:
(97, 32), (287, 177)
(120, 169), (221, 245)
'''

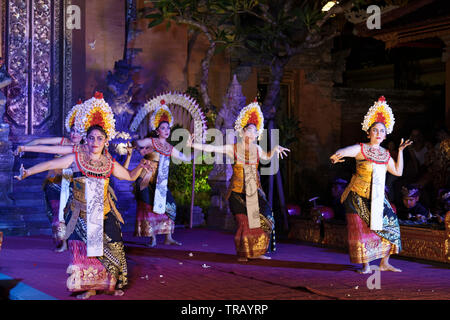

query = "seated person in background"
(397, 184), (429, 223)
(330, 178), (347, 220)
(429, 190), (450, 224)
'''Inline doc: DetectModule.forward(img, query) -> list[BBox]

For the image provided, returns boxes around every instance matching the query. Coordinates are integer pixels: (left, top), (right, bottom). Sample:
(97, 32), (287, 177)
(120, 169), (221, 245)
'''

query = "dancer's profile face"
(157, 122), (171, 140)
(368, 122), (386, 145)
(86, 129), (106, 154)
(243, 124), (257, 142)
(70, 128), (82, 144)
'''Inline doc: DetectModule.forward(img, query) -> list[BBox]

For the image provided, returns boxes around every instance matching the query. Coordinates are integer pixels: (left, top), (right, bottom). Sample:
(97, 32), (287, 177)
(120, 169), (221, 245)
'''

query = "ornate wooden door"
(4, 0), (72, 141)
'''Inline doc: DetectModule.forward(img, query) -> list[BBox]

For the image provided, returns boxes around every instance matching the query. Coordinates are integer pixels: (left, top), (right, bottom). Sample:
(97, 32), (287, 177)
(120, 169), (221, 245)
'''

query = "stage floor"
(0, 228), (449, 300)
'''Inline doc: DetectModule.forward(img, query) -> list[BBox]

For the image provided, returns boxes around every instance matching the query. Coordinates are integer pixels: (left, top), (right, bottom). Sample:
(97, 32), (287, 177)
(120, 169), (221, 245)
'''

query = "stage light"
(321, 1), (338, 12)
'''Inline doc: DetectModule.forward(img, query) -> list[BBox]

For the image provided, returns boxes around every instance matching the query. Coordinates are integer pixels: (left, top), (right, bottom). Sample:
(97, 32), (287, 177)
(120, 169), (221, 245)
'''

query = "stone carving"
(104, 59), (141, 133)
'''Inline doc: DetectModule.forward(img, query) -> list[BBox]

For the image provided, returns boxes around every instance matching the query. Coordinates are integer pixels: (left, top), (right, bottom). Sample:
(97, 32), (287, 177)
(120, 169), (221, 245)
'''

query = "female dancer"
(15, 100), (83, 252)
(188, 101), (289, 261)
(131, 101), (191, 247)
(330, 96), (412, 273)
(15, 92), (150, 299)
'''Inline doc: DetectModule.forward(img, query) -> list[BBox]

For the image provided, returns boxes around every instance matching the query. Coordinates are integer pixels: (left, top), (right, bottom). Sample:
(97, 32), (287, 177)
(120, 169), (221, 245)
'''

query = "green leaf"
(148, 17), (164, 28)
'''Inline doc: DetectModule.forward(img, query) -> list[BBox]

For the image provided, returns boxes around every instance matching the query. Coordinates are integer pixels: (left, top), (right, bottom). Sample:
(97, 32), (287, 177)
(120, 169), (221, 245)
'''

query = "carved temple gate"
(3, 0), (72, 141)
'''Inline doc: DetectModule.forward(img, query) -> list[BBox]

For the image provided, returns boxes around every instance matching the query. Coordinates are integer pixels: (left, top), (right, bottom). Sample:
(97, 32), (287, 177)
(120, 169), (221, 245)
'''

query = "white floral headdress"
(65, 99), (83, 133)
(361, 96), (395, 134)
(150, 100), (174, 130)
(74, 91), (116, 141)
(234, 99), (264, 139)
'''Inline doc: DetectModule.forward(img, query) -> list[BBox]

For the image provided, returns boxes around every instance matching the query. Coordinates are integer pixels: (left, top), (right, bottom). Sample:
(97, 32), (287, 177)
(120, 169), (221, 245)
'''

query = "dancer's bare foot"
(145, 237), (156, 247)
(164, 235), (182, 246)
(380, 263), (402, 272)
(54, 241), (67, 253)
(237, 257), (248, 262)
(357, 264), (371, 274)
(250, 255), (271, 260)
(76, 290), (96, 300)
(114, 289), (124, 296)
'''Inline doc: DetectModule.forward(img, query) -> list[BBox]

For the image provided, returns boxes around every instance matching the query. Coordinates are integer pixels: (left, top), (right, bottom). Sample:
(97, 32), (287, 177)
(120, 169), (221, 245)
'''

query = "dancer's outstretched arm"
(15, 144), (74, 156)
(25, 137), (64, 146)
(257, 145), (290, 160)
(14, 154), (75, 180)
(330, 144), (360, 164)
(187, 135), (234, 159)
(387, 138), (413, 176)
(112, 159), (150, 181)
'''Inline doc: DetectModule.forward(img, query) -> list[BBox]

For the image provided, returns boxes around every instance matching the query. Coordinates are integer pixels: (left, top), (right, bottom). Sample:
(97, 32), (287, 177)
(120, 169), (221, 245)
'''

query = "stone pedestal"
(0, 123), (14, 205)
(206, 164), (236, 231)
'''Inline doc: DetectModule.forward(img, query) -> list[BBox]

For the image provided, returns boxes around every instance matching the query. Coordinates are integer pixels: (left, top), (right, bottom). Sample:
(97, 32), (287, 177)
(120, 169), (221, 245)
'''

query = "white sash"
(244, 165), (260, 229)
(85, 178), (105, 257)
(58, 168), (72, 222)
(370, 163), (386, 231)
(153, 154), (170, 214)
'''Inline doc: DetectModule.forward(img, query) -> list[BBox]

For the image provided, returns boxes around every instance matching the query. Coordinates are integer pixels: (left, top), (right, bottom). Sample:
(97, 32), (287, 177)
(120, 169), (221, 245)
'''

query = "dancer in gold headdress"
(188, 100), (289, 261)
(330, 96), (412, 273)
(15, 92), (150, 299)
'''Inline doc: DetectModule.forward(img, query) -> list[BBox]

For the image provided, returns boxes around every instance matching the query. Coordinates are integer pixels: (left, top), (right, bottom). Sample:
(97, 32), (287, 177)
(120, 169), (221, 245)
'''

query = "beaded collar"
(151, 137), (173, 157)
(75, 145), (114, 179)
(360, 143), (390, 164)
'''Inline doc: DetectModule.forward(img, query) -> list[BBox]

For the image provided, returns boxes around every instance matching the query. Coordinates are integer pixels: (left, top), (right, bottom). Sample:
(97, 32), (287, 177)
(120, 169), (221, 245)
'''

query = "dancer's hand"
(138, 159), (152, 172)
(126, 142), (133, 156)
(14, 164), (28, 180)
(14, 145), (25, 157)
(330, 152), (345, 164)
(399, 138), (413, 152)
(275, 145), (290, 159)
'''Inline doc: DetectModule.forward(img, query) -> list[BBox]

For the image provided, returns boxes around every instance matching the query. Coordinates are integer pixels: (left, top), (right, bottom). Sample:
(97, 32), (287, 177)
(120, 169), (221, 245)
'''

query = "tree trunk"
(200, 41), (216, 110)
(261, 57), (289, 121)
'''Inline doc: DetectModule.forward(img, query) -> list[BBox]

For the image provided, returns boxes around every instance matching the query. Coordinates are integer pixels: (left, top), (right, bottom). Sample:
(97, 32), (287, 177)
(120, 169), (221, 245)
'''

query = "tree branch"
(315, 0), (354, 29)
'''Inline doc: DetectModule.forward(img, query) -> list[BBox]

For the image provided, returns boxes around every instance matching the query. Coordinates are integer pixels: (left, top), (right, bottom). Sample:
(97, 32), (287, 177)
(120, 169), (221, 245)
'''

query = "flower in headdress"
(74, 91), (116, 141)
(65, 99), (83, 133)
(234, 100), (264, 139)
(150, 100), (173, 131)
(361, 96), (395, 134)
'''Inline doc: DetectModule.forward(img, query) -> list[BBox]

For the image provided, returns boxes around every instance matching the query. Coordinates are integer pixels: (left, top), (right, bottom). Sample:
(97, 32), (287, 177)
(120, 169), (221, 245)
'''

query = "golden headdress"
(150, 99), (173, 130)
(65, 99), (83, 133)
(234, 99), (264, 139)
(362, 96), (395, 134)
(74, 91), (116, 141)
